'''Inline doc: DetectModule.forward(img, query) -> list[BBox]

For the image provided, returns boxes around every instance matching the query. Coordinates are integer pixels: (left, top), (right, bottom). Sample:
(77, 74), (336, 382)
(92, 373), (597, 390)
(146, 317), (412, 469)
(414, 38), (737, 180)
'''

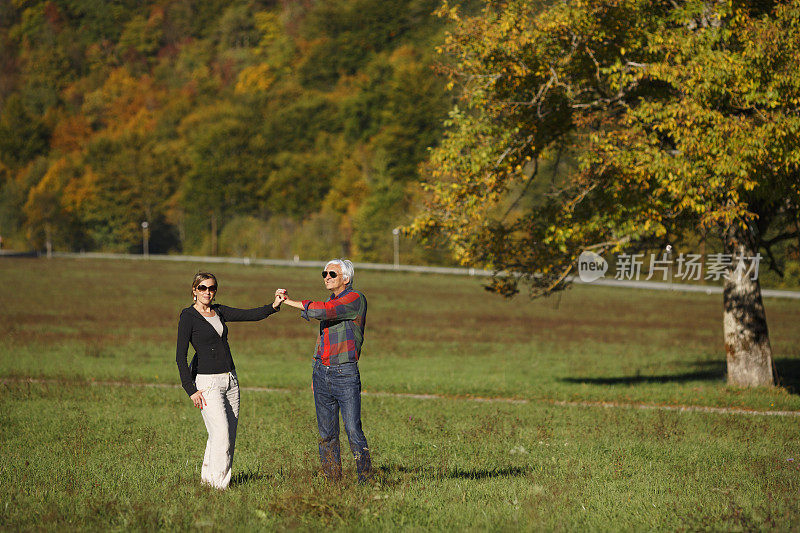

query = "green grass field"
(2, 257), (800, 530)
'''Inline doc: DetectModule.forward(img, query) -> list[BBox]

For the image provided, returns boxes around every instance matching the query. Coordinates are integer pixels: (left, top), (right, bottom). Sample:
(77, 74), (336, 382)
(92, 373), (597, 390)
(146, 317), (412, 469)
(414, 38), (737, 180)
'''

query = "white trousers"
(195, 371), (239, 489)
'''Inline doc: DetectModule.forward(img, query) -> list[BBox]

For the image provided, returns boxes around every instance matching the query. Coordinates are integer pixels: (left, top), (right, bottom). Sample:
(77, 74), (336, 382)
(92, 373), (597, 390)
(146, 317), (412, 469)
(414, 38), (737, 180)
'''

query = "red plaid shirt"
(302, 285), (367, 366)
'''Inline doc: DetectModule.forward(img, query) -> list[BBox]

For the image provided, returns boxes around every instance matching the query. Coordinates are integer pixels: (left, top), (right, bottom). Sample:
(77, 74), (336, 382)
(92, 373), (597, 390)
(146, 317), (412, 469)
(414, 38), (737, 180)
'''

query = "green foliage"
(262, 150), (335, 217)
(82, 131), (183, 251)
(117, 12), (162, 66)
(260, 90), (340, 153)
(214, 3), (260, 49)
(782, 261), (800, 288)
(297, 0), (441, 88)
(0, 94), (49, 168)
(352, 156), (408, 262)
(180, 103), (263, 215)
(0, 164), (26, 246)
(414, 0), (800, 296)
(59, 0), (145, 43)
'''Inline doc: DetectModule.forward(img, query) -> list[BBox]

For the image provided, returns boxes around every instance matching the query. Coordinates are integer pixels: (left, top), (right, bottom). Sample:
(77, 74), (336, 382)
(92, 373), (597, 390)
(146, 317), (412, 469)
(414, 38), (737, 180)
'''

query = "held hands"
(272, 288), (288, 309)
(275, 288), (303, 309)
(190, 390), (206, 409)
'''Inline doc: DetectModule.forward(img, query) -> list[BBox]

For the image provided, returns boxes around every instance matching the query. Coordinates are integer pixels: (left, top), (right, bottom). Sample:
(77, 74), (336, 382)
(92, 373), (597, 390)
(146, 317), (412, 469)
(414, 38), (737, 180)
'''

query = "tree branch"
(542, 263), (574, 294)
(501, 158), (538, 221)
(761, 242), (784, 278)
(762, 230), (799, 247)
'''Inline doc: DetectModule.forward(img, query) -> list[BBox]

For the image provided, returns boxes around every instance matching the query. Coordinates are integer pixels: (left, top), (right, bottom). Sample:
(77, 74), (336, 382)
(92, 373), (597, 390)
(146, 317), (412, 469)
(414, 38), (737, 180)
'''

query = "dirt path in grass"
(5, 377), (800, 417)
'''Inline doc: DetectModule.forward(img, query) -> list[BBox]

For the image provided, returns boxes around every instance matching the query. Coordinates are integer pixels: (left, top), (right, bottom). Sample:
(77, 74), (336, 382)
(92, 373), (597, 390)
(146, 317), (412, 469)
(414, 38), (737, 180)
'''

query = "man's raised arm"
(277, 289), (363, 321)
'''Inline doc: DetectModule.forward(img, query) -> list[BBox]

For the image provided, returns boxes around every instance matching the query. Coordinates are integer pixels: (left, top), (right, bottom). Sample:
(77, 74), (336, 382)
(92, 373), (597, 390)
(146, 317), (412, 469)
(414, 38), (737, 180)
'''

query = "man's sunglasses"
(196, 284), (217, 292)
(321, 271), (338, 279)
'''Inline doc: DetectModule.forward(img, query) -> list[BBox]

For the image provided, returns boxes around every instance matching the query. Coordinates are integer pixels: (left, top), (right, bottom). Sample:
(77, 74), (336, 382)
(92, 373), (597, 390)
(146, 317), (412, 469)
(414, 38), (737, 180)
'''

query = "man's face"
(323, 263), (347, 294)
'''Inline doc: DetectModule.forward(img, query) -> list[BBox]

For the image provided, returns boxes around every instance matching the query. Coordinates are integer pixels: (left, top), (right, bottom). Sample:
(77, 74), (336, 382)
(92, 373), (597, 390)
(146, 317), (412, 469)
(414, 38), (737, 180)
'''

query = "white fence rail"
(3, 250), (794, 300)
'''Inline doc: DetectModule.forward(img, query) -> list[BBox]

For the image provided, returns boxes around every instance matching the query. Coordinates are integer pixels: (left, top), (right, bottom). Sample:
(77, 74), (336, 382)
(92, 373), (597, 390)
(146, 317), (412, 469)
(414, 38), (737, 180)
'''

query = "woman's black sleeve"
(176, 311), (198, 396)
(216, 304), (279, 322)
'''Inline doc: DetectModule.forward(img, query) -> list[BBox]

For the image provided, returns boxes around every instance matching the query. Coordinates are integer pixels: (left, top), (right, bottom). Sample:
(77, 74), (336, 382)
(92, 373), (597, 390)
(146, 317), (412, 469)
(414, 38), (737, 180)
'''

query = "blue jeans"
(312, 360), (372, 482)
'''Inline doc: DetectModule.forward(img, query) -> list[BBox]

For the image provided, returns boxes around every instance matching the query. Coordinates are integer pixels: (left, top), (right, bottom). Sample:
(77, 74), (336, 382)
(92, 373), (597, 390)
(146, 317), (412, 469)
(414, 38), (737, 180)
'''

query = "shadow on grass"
(378, 464), (530, 482)
(445, 466), (530, 480)
(775, 358), (800, 394)
(230, 469), (270, 487)
(560, 358), (800, 394)
(559, 360), (726, 386)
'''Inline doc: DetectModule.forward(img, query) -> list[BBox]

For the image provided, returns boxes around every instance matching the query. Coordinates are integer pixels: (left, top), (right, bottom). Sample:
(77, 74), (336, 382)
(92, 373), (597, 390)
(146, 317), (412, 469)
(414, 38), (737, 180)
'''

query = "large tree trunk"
(722, 223), (775, 387)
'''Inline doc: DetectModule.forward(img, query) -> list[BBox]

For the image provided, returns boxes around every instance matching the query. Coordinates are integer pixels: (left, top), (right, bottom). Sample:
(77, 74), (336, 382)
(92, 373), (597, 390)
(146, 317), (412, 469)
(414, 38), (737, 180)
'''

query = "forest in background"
(0, 0), (464, 263)
(2, 0), (799, 288)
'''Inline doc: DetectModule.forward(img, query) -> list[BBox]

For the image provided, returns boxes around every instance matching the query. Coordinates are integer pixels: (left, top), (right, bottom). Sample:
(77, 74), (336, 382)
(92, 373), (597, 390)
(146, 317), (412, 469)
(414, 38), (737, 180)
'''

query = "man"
(278, 258), (372, 482)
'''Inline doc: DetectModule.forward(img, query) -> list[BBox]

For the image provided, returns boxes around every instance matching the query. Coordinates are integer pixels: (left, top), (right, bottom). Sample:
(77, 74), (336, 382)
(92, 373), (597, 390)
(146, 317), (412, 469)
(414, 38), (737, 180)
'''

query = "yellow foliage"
(234, 64), (275, 94)
(254, 11), (282, 50)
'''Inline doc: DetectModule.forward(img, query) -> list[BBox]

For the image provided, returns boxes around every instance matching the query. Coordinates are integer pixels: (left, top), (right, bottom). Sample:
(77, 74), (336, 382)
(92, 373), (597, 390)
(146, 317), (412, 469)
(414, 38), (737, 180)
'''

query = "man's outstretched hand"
(276, 288), (304, 310)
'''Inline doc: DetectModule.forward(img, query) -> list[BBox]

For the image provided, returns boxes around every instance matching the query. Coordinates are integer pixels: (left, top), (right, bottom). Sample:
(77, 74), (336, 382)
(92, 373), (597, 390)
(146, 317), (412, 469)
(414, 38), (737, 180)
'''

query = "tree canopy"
(414, 0), (800, 295)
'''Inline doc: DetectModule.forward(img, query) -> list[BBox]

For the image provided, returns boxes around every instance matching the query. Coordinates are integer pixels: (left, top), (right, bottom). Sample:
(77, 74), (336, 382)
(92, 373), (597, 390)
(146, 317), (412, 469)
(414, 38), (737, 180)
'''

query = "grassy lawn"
(2, 257), (800, 530)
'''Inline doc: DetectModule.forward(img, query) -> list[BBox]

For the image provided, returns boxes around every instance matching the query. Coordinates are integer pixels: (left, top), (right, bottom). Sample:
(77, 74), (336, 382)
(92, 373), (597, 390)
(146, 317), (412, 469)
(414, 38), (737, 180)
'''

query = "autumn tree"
(23, 156), (83, 253)
(413, 0), (800, 386)
(179, 103), (264, 254)
(0, 95), (49, 169)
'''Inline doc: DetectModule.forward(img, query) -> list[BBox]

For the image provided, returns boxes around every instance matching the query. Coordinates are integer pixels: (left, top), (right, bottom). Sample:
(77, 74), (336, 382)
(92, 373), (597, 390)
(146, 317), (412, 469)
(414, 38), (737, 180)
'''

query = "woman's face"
(193, 278), (217, 306)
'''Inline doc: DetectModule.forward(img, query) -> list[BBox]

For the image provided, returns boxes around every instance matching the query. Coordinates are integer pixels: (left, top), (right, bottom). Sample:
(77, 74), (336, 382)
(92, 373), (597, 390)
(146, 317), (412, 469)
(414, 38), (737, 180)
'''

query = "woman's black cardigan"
(176, 303), (279, 396)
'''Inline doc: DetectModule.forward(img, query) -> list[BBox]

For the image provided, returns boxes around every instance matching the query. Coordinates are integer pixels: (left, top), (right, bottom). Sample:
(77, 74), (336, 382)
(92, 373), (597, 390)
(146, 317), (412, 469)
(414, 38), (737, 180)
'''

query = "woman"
(176, 272), (285, 489)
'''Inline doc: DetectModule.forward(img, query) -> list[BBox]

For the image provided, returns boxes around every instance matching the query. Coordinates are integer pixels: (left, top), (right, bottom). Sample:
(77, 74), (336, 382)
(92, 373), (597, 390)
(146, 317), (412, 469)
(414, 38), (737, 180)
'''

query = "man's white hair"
(326, 258), (354, 284)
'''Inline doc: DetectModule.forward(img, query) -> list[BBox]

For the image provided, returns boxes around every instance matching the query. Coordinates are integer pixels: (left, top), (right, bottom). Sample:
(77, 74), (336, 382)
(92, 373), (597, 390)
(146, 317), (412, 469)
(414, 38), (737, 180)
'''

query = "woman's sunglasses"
(196, 284), (217, 292)
(321, 271), (338, 279)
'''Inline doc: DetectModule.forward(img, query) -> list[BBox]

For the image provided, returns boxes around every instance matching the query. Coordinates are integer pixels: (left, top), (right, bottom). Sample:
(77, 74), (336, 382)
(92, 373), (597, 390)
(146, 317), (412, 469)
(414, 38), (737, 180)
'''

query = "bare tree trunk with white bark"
(722, 223), (775, 387)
